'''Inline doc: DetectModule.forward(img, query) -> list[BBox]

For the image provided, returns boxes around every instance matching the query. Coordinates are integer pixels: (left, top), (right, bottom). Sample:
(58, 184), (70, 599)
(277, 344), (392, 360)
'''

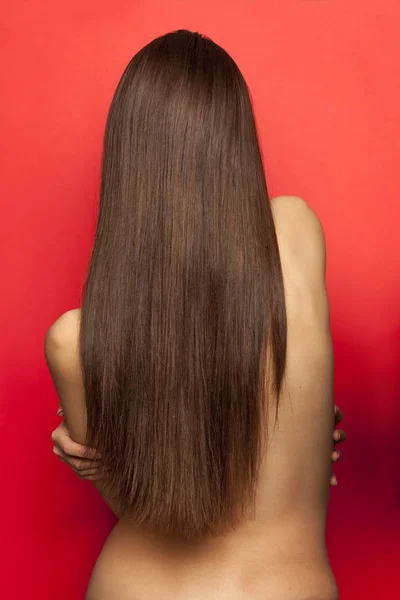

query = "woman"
(45, 30), (345, 600)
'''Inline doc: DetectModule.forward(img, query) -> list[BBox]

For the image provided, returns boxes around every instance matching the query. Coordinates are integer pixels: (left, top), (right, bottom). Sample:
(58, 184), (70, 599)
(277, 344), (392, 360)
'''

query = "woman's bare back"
(55, 196), (339, 600)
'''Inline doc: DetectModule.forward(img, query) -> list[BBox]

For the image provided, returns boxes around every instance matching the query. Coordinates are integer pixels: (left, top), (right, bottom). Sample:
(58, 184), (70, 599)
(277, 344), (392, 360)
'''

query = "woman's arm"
(52, 408), (103, 481)
(52, 402), (346, 488)
(44, 311), (121, 518)
(46, 309), (347, 501)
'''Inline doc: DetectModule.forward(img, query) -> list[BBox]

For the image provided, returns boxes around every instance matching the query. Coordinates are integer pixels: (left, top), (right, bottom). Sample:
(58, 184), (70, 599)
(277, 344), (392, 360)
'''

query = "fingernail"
(334, 431), (340, 441)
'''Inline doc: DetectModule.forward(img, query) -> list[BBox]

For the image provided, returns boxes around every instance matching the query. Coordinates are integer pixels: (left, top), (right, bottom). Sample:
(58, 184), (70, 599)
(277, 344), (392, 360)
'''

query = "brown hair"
(79, 29), (287, 540)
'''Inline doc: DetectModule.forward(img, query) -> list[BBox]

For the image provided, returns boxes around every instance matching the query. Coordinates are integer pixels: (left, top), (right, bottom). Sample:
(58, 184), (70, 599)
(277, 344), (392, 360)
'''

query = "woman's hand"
(52, 404), (346, 486)
(331, 404), (346, 486)
(52, 406), (104, 481)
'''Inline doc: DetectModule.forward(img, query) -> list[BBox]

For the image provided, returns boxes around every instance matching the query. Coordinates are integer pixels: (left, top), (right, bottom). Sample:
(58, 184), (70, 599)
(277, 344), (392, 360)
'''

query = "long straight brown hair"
(79, 29), (287, 540)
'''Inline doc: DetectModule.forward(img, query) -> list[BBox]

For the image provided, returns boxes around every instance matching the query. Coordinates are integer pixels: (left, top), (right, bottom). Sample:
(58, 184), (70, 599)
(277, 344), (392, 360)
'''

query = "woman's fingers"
(333, 429), (346, 443)
(53, 446), (106, 480)
(58, 459), (104, 481)
(53, 445), (100, 471)
(331, 406), (344, 487)
(51, 422), (101, 459)
(334, 404), (343, 426)
(51, 415), (104, 481)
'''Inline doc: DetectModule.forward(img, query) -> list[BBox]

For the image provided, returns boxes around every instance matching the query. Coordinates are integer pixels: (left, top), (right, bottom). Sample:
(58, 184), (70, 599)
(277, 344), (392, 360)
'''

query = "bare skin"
(52, 405), (344, 485)
(45, 196), (342, 600)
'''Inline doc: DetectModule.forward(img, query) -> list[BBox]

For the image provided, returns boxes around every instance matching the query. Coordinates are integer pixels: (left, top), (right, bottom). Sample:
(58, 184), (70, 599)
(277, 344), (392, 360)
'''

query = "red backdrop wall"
(1, 1), (399, 598)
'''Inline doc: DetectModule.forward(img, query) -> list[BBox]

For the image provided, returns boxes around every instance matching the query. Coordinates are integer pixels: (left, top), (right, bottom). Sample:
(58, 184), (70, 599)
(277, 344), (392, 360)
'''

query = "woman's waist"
(103, 515), (333, 575)
(90, 519), (337, 600)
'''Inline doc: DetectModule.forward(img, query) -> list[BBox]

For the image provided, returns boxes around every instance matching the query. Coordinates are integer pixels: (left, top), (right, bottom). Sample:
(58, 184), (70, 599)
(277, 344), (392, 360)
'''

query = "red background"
(1, 1), (399, 598)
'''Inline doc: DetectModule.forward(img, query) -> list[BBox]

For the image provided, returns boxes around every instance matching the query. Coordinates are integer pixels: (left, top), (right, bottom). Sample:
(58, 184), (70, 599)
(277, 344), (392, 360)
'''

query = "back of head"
(79, 30), (287, 540)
